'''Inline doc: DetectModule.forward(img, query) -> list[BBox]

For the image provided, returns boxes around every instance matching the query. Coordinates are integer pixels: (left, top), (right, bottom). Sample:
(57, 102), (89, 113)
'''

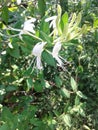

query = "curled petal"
(52, 42), (61, 57)
(22, 18), (36, 34)
(32, 42), (46, 57)
(32, 42), (46, 70)
(52, 42), (63, 67)
(45, 16), (57, 28)
(23, 24), (35, 33)
(45, 16), (57, 22)
(18, 18), (36, 40)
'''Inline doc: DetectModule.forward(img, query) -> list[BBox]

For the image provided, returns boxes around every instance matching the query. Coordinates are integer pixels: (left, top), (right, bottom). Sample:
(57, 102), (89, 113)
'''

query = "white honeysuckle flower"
(20, 18), (36, 34)
(52, 42), (63, 67)
(8, 17), (41, 41)
(32, 42), (46, 70)
(19, 18), (36, 39)
(45, 16), (57, 28)
(17, 0), (21, 5)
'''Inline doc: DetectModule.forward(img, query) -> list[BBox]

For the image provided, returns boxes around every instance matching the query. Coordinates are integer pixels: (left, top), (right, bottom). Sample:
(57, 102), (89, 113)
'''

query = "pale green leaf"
(62, 12), (68, 25)
(76, 91), (87, 99)
(71, 77), (77, 91)
(61, 87), (70, 98)
(63, 114), (71, 127)
(93, 18), (98, 28)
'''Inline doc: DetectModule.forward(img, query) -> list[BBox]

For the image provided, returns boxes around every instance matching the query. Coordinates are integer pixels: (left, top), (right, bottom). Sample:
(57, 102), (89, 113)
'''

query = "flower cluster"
(8, 4), (83, 70)
(17, 16), (63, 70)
(8, 16), (64, 70)
(32, 41), (63, 70)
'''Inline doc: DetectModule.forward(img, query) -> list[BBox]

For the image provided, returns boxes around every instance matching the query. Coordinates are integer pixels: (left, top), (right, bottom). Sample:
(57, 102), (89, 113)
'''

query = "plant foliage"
(0, 0), (98, 130)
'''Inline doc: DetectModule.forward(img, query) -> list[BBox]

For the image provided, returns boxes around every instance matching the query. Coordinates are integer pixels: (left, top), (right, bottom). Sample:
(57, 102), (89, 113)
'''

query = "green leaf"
(23, 67), (33, 76)
(26, 78), (33, 91)
(45, 81), (51, 89)
(40, 18), (50, 34)
(1, 107), (13, 121)
(75, 12), (82, 26)
(93, 18), (98, 28)
(76, 65), (83, 73)
(61, 12), (68, 31)
(76, 91), (87, 99)
(62, 12), (68, 26)
(7, 42), (20, 58)
(55, 76), (62, 88)
(1, 6), (9, 24)
(61, 87), (70, 98)
(21, 45), (31, 54)
(94, 29), (98, 42)
(63, 114), (71, 127)
(0, 124), (9, 130)
(1, 107), (18, 129)
(70, 77), (77, 91)
(38, 0), (46, 17)
(34, 81), (43, 92)
(75, 95), (80, 106)
(40, 31), (52, 44)
(21, 35), (36, 54)
(22, 35), (35, 46)
(42, 51), (56, 67)
(6, 86), (18, 92)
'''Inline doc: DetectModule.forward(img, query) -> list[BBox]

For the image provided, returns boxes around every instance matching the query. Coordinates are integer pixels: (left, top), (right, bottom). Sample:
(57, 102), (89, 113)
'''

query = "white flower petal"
(45, 16), (57, 22)
(24, 18), (36, 24)
(23, 24), (35, 33)
(52, 42), (63, 67)
(45, 16), (57, 29)
(36, 56), (43, 70)
(22, 18), (36, 34)
(52, 42), (61, 57)
(32, 42), (46, 57)
(17, 0), (21, 5)
(49, 20), (56, 28)
(32, 42), (46, 70)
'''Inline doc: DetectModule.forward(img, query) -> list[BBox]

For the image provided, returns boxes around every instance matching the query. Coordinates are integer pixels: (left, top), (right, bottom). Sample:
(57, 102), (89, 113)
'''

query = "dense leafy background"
(0, 0), (98, 130)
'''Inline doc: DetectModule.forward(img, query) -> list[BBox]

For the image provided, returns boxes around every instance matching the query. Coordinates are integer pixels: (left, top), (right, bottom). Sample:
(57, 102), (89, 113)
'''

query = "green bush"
(0, 0), (98, 130)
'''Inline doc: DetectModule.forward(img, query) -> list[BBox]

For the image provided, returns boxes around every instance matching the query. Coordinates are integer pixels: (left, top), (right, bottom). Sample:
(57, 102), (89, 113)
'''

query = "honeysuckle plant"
(1, 4), (88, 70)
(1, 2), (96, 129)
